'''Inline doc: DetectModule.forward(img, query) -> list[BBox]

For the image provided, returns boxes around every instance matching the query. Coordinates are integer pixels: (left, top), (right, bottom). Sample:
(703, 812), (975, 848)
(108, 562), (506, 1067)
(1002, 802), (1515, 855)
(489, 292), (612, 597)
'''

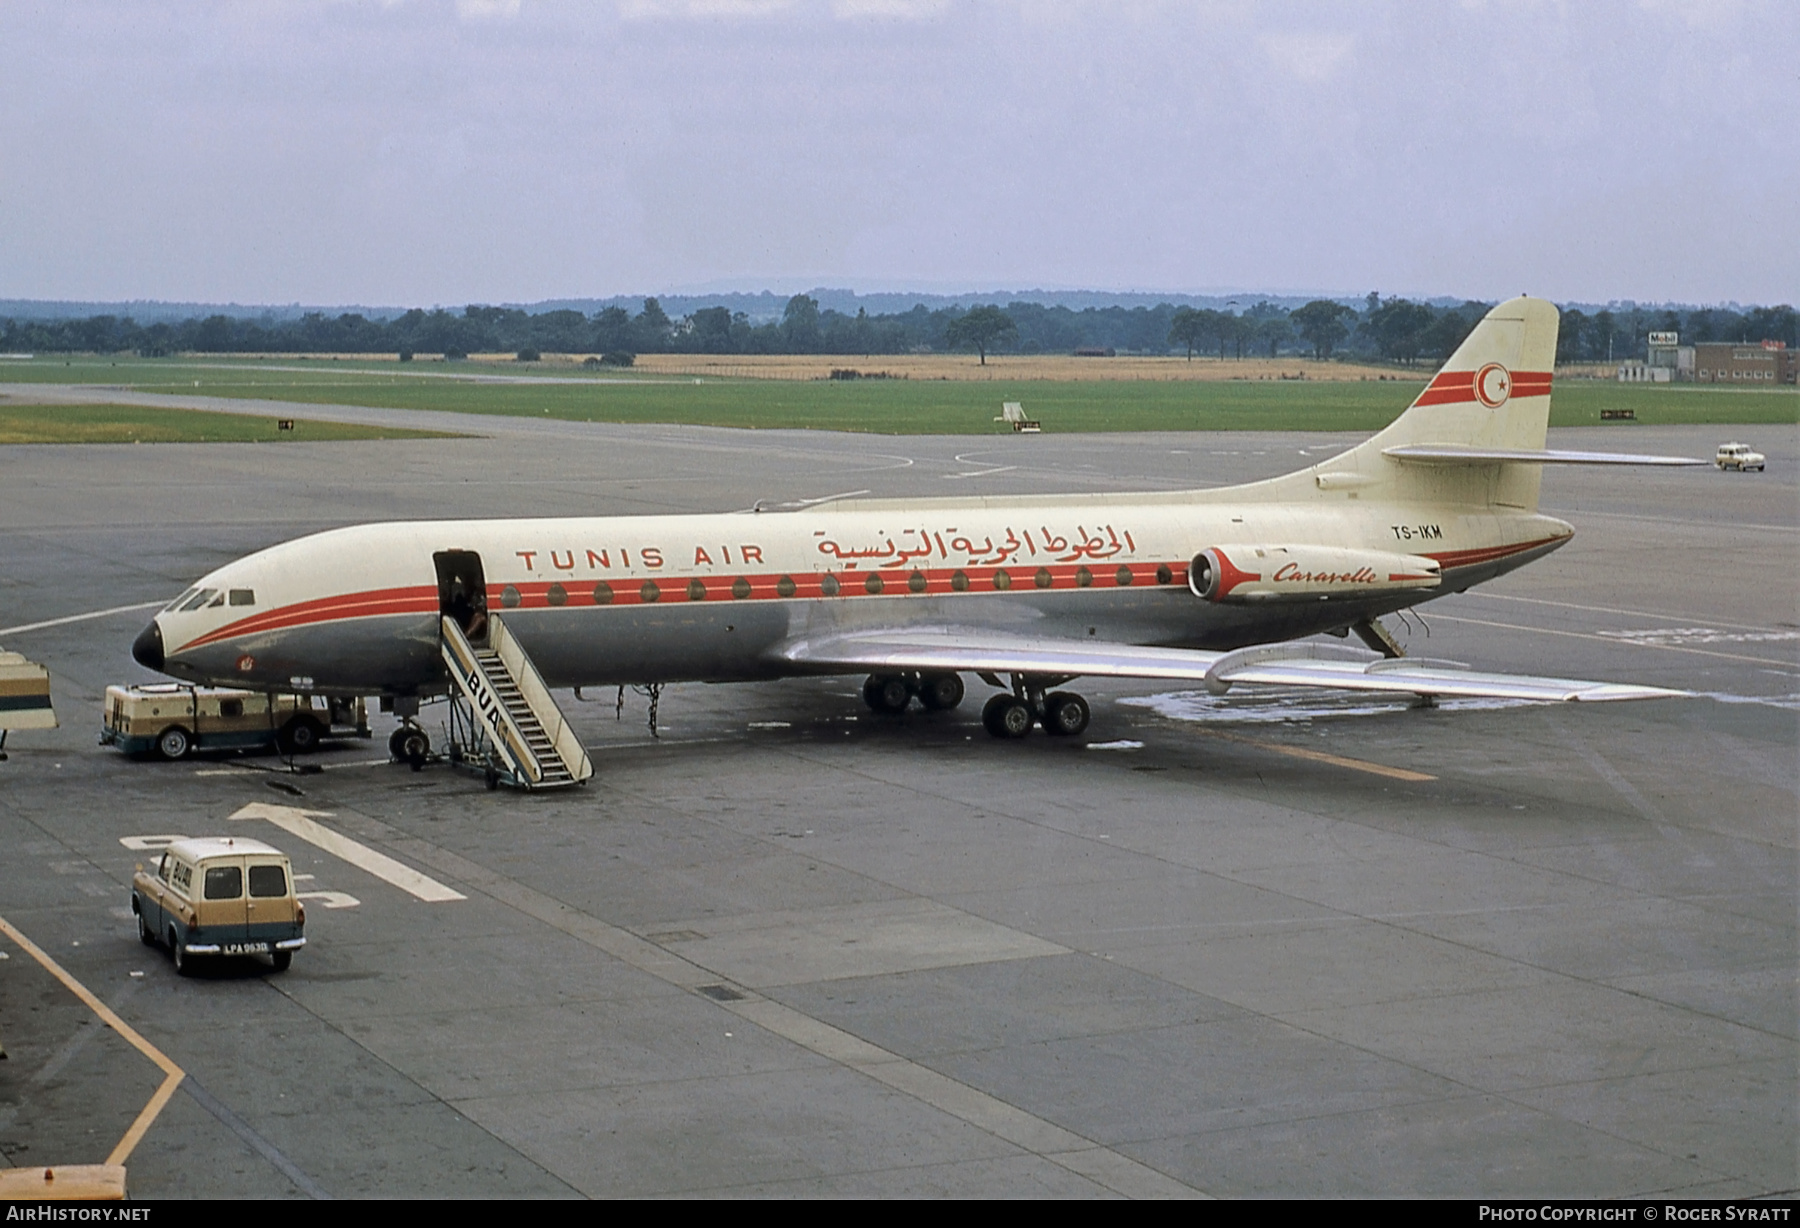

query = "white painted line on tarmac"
(229, 802), (464, 902)
(0, 600), (163, 637)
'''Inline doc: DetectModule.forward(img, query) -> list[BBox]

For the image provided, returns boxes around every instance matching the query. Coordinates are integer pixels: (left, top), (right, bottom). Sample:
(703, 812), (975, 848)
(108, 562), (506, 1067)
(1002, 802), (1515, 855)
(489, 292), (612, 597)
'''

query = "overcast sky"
(3, 1), (1794, 308)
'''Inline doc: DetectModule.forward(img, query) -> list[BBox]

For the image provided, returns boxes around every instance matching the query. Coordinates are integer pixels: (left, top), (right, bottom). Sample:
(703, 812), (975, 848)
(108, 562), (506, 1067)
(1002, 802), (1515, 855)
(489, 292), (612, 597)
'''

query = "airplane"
(129, 296), (1699, 783)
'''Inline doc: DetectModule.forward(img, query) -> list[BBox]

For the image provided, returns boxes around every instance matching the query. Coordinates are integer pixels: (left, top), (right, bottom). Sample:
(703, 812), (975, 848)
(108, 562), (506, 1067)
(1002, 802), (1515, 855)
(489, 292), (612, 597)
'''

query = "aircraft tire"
(1043, 692), (1091, 737)
(863, 675), (911, 714)
(390, 727), (430, 762)
(279, 715), (324, 754)
(982, 694), (1033, 739)
(918, 673), (965, 711)
(155, 725), (192, 761)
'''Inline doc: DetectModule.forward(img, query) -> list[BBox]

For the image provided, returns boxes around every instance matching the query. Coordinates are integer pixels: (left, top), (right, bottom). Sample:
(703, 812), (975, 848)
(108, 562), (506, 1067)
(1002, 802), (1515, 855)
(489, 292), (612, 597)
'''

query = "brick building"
(1692, 340), (1796, 385)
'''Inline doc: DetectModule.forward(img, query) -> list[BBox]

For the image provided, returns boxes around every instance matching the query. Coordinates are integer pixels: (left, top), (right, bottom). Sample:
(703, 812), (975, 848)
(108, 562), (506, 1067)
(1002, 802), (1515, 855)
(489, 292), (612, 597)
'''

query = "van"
(132, 837), (305, 974)
(101, 684), (367, 760)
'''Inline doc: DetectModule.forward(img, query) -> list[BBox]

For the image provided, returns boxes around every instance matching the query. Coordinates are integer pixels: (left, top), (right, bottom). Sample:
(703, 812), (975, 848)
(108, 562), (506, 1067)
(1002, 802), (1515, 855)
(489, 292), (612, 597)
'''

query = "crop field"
(1, 356), (1793, 435)
(0, 402), (459, 445)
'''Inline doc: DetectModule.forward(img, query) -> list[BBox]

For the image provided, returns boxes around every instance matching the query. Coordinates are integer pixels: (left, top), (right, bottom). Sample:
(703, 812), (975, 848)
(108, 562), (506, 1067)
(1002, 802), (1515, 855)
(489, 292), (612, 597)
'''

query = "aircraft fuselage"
(139, 497), (1571, 698)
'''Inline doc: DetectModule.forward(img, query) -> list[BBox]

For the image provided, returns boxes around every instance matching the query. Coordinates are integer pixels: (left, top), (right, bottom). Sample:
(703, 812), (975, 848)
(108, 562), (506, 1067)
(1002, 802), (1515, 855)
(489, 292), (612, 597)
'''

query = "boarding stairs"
(441, 615), (592, 790)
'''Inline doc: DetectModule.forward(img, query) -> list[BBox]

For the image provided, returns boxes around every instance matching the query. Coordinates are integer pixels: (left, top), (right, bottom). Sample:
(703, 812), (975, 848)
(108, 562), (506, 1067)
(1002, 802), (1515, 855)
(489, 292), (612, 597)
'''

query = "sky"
(3, 0), (1795, 308)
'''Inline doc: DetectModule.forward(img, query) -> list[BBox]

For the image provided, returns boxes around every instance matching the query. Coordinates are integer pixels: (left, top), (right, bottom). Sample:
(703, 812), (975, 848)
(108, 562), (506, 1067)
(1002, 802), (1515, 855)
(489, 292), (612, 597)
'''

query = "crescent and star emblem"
(1474, 363), (1511, 408)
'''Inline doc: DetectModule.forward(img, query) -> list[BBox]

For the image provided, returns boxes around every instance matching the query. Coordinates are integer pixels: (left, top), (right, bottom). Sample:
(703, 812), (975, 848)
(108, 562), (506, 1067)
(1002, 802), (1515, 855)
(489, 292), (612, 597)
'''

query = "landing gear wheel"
(278, 715), (324, 754)
(982, 694), (1034, 739)
(862, 674), (911, 715)
(917, 673), (965, 711)
(155, 726), (191, 761)
(389, 726), (430, 763)
(137, 909), (156, 947)
(271, 951), (292, 972)
(1042, 692), (1091, 737)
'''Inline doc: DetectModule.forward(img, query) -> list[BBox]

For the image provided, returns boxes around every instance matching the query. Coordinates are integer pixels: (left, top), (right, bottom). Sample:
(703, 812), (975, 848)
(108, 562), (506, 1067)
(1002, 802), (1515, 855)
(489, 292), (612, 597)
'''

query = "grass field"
(1, 356), (1794, 435)
(0, 403), (461, 445)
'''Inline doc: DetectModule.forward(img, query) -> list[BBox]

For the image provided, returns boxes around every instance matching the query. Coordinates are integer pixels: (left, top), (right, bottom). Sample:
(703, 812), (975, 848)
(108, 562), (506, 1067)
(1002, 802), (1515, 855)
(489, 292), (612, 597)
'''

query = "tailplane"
(1251, 296), (1563, 512)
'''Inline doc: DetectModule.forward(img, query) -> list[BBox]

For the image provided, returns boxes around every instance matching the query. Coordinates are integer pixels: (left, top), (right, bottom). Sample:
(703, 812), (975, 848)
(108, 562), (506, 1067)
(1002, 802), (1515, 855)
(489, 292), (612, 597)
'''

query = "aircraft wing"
(776, 630), (1685, 703)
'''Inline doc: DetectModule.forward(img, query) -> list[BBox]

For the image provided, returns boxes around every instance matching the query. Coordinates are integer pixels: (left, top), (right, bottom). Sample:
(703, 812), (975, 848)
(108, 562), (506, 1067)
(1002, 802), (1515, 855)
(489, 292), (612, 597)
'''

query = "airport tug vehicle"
(132, 837), (305, 974)
(101, 683), (367, 760)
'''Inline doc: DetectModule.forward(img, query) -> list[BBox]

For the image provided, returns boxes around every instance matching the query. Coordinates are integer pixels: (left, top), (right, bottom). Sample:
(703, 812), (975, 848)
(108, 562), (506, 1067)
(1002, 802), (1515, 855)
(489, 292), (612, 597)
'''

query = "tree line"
(3, 294), (1793, 365)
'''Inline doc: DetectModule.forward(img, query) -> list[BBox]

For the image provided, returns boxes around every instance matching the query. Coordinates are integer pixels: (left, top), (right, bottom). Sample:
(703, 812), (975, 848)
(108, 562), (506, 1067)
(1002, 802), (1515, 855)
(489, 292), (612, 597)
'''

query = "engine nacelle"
(1188, 545), (1442, 603)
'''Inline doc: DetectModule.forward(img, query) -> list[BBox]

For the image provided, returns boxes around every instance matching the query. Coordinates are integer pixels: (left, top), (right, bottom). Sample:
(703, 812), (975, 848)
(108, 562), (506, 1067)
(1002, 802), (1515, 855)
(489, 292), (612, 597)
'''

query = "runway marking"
(0, 912), (185, 1167)
(228, 802), (465, 902)
(1473, 592), (1787, 634)
(1431, 613), (1799, 669)
(1540, 506), (1797, 535)
(1196, 730), (1436, 782)
(0, 600), (163, 637)
(348, 816), (1204, 1198)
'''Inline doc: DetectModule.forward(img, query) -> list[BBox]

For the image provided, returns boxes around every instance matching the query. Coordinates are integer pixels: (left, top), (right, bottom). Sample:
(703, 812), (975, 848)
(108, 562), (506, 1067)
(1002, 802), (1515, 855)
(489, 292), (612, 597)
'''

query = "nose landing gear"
(388, 723), (430, 771)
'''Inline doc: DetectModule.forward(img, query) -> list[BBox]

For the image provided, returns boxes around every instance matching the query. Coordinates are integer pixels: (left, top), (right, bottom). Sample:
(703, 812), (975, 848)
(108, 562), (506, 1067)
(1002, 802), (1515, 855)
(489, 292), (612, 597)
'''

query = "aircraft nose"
(132, 621), (165, 671)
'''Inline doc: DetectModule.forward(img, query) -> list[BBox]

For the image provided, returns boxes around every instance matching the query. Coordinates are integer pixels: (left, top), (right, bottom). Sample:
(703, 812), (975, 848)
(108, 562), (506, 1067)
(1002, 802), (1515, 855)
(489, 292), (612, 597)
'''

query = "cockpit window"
(163, 588), (199, 613)
(179, 589), (218, 612)
(228, 589), (256, 606)
(207, 593), (226, 608)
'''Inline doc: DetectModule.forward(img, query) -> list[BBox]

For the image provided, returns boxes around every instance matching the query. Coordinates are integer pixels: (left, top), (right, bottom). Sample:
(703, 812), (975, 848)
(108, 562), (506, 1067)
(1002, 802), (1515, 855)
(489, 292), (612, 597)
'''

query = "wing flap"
(775, 631), (1686, 703)
(1214, 658), (1683, 702)
(779, 630), (1228, 682)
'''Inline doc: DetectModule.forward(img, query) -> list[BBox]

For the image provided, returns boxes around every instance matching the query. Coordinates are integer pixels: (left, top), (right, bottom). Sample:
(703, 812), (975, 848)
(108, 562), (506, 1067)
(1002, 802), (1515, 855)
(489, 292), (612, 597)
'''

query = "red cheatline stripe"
(1424, 536), (1562, 569)
(179, 586), (438, 651)
(1411, 370), (1554, 408)
(174, 564), (1190, 649)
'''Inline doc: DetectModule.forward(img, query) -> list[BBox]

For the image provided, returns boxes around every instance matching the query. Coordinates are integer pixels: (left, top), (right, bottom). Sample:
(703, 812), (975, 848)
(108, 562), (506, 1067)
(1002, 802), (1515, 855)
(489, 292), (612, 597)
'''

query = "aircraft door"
(434, 551), (490, 646)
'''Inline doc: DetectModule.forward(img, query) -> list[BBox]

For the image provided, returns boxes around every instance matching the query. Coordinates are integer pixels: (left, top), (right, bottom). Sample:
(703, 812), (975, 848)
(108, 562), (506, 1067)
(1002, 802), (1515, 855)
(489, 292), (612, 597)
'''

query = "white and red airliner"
(132, 297), (1695, 757)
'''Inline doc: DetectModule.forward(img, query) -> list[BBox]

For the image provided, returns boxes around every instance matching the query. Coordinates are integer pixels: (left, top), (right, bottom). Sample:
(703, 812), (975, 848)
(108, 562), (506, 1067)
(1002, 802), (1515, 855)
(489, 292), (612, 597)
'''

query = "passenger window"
(203, 865), (243, 900)
(180, 589), (217, 612)
(248, 865), (287, 898)
(157, 852), (171, 882)
(228, 589), (255, 606)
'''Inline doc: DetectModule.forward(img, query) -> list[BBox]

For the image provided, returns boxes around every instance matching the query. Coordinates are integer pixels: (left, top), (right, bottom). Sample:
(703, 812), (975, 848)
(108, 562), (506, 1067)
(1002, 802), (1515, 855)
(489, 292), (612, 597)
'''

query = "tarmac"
(0, 389), (1793, 1197)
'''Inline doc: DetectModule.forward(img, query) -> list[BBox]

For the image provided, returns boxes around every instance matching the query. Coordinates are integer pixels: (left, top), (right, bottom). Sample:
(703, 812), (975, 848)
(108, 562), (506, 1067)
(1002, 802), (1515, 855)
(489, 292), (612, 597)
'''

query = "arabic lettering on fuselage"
(508, 523), (1139, 576)
(814, 525), (1137, 568)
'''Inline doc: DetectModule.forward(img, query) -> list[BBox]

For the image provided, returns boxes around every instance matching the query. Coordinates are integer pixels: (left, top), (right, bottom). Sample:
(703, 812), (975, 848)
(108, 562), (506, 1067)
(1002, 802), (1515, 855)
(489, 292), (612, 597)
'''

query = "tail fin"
(1252, 296), (1562, 512)
(1371, 295), (1559, 455)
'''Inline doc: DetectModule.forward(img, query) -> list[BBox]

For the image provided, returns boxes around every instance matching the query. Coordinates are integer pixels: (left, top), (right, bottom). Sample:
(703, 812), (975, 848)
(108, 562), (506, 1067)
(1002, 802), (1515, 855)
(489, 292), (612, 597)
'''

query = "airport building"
(1692, 339), (1796, 384)
(1618, 332), (1797, 384)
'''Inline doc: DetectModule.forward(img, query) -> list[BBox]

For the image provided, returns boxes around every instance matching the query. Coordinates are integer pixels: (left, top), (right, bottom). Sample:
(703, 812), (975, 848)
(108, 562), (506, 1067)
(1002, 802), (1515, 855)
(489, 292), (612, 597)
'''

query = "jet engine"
(1188, 545), (1441, 603)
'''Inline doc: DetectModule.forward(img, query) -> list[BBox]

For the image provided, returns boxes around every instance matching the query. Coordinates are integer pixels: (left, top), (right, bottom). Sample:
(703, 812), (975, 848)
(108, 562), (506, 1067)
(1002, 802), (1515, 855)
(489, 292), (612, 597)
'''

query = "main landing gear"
(861, 671), (966, 715)
(860, 670), (1092, 739)
(980, 675), (1090, 740)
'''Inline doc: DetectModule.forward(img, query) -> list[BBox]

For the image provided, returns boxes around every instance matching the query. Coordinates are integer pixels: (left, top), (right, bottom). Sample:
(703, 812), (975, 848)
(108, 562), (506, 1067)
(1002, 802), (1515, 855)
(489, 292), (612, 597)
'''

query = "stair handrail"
(440, 616), (543, 783)
(488, 615), (594, 783)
